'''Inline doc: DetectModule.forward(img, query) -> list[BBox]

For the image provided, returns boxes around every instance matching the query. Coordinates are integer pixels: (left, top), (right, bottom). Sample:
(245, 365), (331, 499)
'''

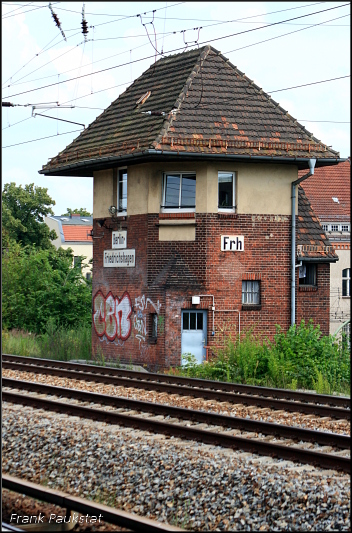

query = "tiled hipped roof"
(299, 159), (350, 221)
(297, 186), (338, 262)
(40, 46), (340, 175)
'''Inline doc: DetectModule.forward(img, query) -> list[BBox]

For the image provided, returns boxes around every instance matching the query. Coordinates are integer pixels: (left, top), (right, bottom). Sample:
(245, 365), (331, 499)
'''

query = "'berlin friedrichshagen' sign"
(104, 249), (135, 267)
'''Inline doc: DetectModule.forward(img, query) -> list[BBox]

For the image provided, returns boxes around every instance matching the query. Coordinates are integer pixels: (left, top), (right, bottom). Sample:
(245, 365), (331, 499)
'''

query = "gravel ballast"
(2, 402), (350, 531)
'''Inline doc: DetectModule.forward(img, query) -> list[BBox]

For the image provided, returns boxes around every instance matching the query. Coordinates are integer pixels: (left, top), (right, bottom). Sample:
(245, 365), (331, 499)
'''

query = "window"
(162, 172), (196, 210)
(322, 224), (329, 232)
(118, 168), (127, 213)
(73, 256), (82, 271)
(331, 224), (339, 232)
(218, 172), (236, 210)
(299, 263), (317, 286)
(342, 268), (350, 297)
(242, 281), (260, 305)
(86, 272), (91, 281)
(182, 311), (204, 330)
(341, 225), (349, 232)
(149, 313), (158, 342)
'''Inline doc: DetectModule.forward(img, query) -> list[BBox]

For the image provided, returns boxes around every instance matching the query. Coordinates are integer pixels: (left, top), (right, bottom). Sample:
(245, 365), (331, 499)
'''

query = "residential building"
(300, 160), (350, 337)
(45, 214), (93, 279)
(40, 45), (342, 369)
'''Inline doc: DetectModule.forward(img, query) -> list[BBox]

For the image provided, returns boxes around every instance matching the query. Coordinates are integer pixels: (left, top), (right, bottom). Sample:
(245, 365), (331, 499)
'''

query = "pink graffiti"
(93, 290), (132, 341)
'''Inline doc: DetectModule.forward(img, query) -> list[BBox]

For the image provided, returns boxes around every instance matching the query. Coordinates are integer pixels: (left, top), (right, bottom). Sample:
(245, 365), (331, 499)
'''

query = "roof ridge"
(152, 46), (211, 147)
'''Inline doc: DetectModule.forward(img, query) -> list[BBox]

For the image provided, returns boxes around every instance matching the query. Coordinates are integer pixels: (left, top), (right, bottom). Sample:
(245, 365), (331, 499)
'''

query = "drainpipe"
(291, 158), (316, 326)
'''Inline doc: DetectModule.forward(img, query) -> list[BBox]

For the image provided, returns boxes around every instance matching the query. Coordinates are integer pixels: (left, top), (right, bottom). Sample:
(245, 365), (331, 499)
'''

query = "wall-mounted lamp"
(109, 205), (118, 216)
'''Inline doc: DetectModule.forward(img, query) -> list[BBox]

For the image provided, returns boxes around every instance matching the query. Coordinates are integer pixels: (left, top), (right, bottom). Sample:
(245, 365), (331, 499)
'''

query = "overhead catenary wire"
(5, 2), (350, 100)
(3, 128), (84, 149)
(4, 4), (349, 90)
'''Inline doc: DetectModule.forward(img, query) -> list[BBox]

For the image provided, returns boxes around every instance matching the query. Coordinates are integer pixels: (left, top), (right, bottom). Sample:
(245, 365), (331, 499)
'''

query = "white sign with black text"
(112, 230), (127, 249)
(221, 235), (244, 251)
(104, 249), (135, 267)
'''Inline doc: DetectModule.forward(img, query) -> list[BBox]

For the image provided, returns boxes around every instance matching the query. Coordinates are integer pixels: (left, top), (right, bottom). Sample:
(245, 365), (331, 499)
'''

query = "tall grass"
(175, 321), (350, 396)
(2, 320), (92, 362)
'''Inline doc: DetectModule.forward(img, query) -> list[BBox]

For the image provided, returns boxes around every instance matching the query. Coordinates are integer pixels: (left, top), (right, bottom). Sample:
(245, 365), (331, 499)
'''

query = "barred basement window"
(151, 314), (158, 339)
(342, 268), (350, 297)
(242, 281), (260, 305)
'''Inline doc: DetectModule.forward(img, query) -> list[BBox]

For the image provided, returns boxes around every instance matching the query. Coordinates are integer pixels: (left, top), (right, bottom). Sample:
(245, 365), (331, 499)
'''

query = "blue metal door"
(181, 310), (207, 365)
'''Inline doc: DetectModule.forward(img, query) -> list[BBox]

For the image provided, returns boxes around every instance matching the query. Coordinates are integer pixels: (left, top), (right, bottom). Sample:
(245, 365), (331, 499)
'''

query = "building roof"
(296, 186), (338, 262)
(40, 46), (341, 177)
(299, 159), (350, 222)
(62, 226), (92, 243)
(48, 215), (93, 243)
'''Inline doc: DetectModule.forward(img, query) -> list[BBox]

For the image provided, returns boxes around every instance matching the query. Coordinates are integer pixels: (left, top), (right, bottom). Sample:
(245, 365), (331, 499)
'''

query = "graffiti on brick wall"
(93, 290), (132, 341)
(93, 291), (161, 347)
(133, 294), (161, 345)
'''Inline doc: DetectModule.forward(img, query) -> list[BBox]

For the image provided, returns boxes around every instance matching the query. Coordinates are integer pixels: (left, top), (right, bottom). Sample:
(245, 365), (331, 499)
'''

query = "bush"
(176, 320), (350, 395)
(2, 242), (92, 334)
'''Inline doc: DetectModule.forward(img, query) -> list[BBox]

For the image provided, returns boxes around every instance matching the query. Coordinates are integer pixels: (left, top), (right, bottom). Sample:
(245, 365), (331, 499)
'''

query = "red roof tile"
(299, 160), (350, 221)
(297, 186), (338, 262)
(62, 226), (92, 242)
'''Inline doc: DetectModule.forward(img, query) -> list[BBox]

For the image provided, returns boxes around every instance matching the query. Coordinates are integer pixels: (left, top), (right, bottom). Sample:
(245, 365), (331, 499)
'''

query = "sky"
(2, 1), (350, 216)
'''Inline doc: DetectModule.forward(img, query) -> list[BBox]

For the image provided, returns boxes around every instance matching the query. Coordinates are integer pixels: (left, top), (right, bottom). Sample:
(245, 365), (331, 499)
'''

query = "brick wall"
(92, 213), (331, 368)
(296, 263), (331, 336)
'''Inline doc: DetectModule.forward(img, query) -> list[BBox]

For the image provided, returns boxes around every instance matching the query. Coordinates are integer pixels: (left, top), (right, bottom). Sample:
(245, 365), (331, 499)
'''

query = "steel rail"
(3, 354), (350, 408)
(3, 378), (350, 449)
(2, 475), (184, 532)
(3, 390), (350, 473)
(2, 359), (350, 420)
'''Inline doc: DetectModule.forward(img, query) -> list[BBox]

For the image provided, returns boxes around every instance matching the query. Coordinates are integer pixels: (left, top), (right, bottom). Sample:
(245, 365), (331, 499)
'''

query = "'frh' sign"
(221, 235), (244, 251)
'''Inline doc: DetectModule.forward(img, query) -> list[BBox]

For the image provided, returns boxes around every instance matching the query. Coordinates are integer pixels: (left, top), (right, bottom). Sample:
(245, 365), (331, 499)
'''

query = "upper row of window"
(116, 169), (236, 213)
(322, 223), (350, 233)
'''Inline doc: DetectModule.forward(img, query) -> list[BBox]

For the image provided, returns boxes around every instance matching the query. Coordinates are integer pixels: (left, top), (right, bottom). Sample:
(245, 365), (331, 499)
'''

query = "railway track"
(3, 378), (350, 473)
(2, 354), (350, 419)
(2, 474), (183, 532)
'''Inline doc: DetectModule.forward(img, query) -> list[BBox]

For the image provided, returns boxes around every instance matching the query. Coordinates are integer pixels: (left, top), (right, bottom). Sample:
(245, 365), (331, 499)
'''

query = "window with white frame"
(331, 224), (339, 231)
(162, 172), (196, 210)
(322, 224), (329, 232)
(342, 268), (350, 297)
(242, 281), (260, 305)
(341, 225), (349, 232)
(218, 171), (236, 211)
(117, 168), (127, 213)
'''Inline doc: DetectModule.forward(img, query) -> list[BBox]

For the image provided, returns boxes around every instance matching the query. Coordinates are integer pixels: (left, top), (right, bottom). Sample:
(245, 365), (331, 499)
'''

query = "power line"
(268, 75), (350, 94)
(298, 120), (350, 124)
(224, 13), (349, 55)
(5, 2), (350, 100)
(3, 129), (84, 148)
(2, 2), (60, 19)
(6, 9), (349, 96)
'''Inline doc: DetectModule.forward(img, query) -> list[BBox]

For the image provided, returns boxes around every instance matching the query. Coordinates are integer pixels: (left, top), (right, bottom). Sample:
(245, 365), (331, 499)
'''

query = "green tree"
(61, 207), (92, 216)
(2, 182), (57, 249)
(2, 242), (92, 334)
